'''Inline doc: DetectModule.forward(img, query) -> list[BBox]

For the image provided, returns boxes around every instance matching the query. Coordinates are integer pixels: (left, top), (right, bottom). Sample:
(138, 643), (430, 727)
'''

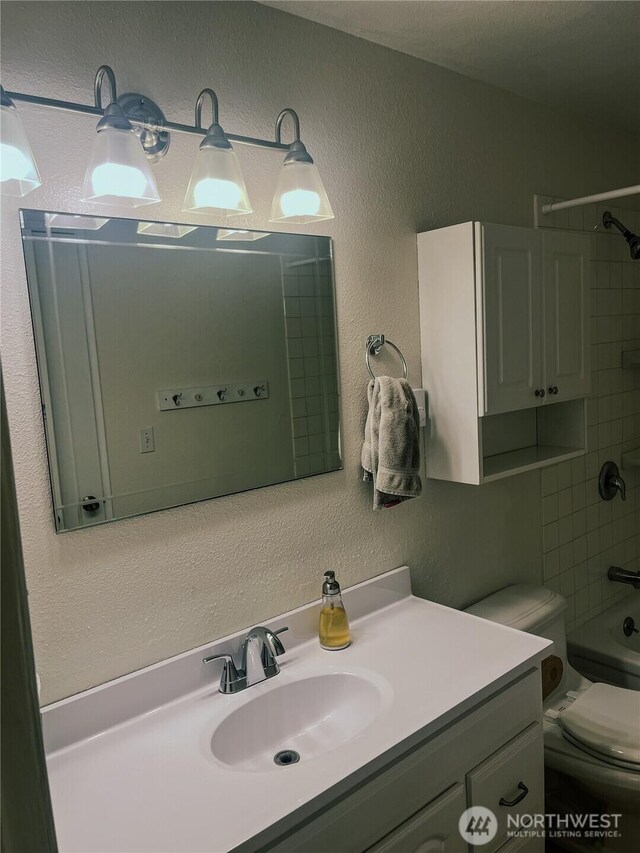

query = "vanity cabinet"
(368, 783), (466, 852)
(466, 723), (543, 853)
(418, 222), (590, 484)
(261, 670), (544, 853)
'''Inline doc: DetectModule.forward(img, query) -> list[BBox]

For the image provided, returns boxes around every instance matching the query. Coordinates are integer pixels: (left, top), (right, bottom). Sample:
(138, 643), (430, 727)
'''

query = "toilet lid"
(559, 683), (640, 768)
(465, 584), (566, 631)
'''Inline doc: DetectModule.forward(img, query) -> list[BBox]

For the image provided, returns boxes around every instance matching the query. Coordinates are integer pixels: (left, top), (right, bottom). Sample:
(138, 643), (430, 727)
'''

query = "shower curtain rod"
(542, 185), (640, 214)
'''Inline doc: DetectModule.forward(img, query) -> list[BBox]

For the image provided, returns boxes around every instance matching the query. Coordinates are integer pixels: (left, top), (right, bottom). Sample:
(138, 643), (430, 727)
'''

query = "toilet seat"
(543, 720), (640, 811)
(557, 682), (640, 771)
(561, 730), (640, 773)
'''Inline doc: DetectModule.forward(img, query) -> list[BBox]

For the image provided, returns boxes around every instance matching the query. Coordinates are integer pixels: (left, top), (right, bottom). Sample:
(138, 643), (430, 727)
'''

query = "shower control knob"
(548, 386), (559, 395)
(535, 388), (546, 398)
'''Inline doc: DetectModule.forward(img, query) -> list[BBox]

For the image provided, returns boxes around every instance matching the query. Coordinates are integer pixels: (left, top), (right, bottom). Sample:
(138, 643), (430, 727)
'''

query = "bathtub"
(568, 594), (640, 690)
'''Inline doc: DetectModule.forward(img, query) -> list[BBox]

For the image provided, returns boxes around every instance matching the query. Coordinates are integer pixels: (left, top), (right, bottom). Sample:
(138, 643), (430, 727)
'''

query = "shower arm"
(603, 211), (633, 240)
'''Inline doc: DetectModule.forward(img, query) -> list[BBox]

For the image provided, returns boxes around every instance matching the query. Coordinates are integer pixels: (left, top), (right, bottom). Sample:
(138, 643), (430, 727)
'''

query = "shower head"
(602, 210), (640, 260)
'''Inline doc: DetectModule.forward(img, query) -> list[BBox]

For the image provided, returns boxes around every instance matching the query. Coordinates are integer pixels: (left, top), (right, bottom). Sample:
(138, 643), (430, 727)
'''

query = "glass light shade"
(269, 160), (333, 224)
(82, 127), (160, 207)
(137, 222), (196, 239)
(46, 214), (108, 230)
(216, 228), (268, 241)
(182, 146), (252, 216)
(0, 104), (42, 197)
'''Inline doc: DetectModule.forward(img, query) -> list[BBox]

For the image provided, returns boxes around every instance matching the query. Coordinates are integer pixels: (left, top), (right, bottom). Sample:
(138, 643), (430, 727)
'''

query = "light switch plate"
(139, 427), (155, 453)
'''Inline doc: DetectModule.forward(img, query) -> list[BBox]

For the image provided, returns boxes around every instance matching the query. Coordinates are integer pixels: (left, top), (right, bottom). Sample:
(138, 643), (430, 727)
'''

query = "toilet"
(466, 585), (640, 851)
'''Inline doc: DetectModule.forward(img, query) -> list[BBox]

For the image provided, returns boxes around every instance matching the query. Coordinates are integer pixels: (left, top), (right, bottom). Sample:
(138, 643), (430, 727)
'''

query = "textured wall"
(1, 1), (638, 703)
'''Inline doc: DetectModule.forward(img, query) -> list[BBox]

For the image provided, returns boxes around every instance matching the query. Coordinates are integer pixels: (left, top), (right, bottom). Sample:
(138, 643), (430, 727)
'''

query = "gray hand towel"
(361, 376), (422, 510)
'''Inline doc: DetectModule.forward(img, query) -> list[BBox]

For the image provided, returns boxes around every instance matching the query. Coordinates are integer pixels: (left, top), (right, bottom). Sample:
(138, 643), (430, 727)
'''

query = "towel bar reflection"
(365, 334), (408, 381)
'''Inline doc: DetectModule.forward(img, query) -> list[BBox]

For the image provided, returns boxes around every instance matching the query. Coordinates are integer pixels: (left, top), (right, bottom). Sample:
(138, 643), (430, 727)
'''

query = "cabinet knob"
(535, 388), (546, 398)
(548, 386), (559, 395)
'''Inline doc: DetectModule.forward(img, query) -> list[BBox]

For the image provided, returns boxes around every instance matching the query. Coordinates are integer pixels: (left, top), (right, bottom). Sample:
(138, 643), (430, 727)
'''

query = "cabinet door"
(543, 232), (591, 402)
(466, 723), (544, 853)
(368, 784), (466, 853)
(479, 225), (543, 415)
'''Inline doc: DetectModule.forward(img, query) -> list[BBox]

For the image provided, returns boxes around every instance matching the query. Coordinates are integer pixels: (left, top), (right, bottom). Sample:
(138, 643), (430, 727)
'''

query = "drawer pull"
(499, 781), (529, 807)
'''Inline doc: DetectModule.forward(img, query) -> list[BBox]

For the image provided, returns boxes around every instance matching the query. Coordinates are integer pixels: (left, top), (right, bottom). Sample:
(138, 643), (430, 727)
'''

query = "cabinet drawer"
(466, 723), (543, 853)
(367, 783), (466, 853)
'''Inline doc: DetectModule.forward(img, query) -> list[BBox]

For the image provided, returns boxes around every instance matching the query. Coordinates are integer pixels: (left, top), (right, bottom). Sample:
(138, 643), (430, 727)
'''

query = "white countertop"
(43, 567), (550, 852)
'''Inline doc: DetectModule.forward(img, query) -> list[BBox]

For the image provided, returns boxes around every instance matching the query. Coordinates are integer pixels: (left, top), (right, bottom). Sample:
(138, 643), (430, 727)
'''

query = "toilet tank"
(465, 584), (568, 663)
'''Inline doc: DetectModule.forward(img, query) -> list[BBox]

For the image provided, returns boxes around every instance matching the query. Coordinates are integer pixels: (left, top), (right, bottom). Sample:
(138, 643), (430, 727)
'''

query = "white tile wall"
(283, 259), (341, 477)
(538, 201), (640, 632)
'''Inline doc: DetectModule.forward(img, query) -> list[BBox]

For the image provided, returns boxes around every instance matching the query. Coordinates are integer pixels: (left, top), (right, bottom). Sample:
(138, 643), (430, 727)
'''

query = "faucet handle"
(614, 476), (627, 501)
(599, 461), (627, 501)
(270, 626), (289, 656)
(260, 627), (289, 670)
(252, 627), (287, 678)
(203, 653), (246, 694)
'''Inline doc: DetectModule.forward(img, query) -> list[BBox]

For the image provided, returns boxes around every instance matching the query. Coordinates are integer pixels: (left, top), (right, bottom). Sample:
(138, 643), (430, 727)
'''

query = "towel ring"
(365, 334), (408, 381)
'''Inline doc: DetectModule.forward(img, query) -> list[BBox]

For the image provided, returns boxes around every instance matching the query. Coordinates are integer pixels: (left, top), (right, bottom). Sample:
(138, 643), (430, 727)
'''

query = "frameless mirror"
(21, 211), (341, 532)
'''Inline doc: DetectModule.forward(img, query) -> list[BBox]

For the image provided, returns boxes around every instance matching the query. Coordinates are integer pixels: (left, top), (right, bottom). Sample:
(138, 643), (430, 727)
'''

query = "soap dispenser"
(319, 571), (351, 650)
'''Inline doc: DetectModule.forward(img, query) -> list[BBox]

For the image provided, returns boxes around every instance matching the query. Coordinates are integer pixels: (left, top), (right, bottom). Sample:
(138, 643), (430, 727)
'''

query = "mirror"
(21, 211), (341, 532)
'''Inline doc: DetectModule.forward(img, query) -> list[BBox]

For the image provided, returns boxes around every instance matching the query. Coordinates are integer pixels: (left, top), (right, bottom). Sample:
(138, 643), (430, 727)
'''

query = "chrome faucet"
(608, 566), (640, 590)
(203, 626), (288, 694)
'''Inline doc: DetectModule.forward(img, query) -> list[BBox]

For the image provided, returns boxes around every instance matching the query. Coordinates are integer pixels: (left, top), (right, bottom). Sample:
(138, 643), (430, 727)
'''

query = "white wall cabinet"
(481, 225), (543, 416)
(418, 222), (590, 484)
(541, 230), (591, 402)
(480, 225), (589, 417)
(259, 671), (544, 853)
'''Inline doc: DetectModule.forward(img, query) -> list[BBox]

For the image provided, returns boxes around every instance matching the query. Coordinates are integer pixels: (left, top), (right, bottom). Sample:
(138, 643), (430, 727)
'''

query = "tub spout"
(608, 566), (640, 590)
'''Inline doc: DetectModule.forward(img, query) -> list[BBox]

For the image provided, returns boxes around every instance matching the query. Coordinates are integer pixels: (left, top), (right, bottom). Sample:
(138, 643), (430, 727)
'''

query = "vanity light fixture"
(2, 66), (333, 223)
(81, 66), (160, 207)
(269, 109), (333, 224)
(137, 221), (197, 238)
(45, 213), (108, 230)
(216, 228), (269, 241)
(183, 89), (252, 217)
(0, 86), (42, 196)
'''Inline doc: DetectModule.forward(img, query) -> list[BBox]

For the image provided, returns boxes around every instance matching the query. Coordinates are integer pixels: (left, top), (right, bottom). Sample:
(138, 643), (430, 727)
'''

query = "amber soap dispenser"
(319, 571), (351, 650)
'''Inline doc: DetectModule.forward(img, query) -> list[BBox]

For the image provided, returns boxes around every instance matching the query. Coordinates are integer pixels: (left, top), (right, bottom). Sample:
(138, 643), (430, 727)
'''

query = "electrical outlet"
(139, 427), (155, 453)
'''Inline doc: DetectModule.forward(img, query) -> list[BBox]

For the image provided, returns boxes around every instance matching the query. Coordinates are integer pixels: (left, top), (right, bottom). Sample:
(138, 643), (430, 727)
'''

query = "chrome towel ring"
(365, 334), (408, 381)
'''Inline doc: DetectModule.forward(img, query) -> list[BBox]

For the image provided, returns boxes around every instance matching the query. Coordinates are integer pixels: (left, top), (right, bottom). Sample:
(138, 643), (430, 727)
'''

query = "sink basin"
(211, 672), (386, 772)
